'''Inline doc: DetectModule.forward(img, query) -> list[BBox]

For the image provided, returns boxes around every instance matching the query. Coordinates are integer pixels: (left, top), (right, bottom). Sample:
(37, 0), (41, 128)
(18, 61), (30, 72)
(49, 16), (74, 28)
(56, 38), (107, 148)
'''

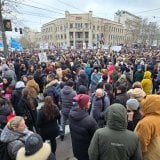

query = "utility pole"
(0, 0), (8, 58)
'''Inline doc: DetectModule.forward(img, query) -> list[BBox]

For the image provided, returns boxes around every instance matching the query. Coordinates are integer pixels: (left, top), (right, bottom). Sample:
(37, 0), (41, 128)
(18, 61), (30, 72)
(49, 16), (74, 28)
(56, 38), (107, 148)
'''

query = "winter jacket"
(127, 109), (141, 131)
(17, 97), (38, 128)
(69, 107), (98, 160)
(88, 103), (142, 160)
(16, 143), (56, 160)
(60, 85), (76, 115)
(135, 95), (160, 160)
(11, 88), (23, 113)
(90, 92), (110, 127)
(45, 80), (61, 105)
(0, 126), (32, 159)
(141, 71), (152, 94)
(37, 107), (60, 139)
(0, 104), (12, 129)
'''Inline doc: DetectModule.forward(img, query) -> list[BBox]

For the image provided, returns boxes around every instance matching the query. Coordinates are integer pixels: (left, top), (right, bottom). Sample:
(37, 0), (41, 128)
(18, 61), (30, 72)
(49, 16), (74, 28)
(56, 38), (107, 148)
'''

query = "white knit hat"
(126, 98), (139, 110)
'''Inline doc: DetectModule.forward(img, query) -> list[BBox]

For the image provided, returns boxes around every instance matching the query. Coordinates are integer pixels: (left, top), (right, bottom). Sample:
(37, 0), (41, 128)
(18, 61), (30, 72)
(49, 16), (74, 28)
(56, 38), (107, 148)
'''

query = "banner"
(112, 46), (122, 52)
(10, 38), (23, 50)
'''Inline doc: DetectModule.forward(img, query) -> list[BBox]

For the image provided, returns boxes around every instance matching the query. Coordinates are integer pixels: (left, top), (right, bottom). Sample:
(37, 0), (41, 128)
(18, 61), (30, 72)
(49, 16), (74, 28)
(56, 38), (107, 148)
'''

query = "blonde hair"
(7, 116), (24, 130)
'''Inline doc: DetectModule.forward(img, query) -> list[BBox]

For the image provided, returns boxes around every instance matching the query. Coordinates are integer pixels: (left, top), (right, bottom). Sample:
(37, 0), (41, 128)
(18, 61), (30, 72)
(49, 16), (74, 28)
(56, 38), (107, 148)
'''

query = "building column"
(73, 31), (76, 49)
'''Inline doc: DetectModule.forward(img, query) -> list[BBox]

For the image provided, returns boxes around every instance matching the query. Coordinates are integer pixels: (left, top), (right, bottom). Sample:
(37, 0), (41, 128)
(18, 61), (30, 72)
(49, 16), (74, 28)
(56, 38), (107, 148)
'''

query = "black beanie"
(25, 134), (43, 156)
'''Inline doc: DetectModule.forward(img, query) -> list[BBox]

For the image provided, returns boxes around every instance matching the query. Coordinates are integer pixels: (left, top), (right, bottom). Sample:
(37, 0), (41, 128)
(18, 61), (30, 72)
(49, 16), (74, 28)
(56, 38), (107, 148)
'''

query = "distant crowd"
(0, 48), (160, 160)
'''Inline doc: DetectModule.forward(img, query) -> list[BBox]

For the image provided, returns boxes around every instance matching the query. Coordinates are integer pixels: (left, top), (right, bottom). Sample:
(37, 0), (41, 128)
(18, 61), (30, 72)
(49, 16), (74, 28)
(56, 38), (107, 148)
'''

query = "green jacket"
(88, 103), (142, 160)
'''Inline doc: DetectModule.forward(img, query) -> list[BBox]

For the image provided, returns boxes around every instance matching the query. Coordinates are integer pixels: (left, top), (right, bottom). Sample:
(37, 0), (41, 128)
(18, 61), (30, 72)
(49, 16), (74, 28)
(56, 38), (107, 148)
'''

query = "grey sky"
(8, 0), (160, 31)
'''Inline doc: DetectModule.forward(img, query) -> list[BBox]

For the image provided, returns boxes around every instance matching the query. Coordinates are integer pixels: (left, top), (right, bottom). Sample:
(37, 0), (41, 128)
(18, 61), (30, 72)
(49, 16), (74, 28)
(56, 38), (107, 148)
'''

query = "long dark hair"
(43, 96), (57, 120)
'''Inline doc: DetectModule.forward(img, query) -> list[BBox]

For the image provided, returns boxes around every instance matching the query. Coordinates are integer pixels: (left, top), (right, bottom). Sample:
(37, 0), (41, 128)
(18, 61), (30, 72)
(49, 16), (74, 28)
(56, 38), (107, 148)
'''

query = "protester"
(17, 87), (38, 131)
(141, 71), (152, 95)
(126, 98), (141, 131)
(37, 96), (60, 154)
(0, 116), (33, 159)
(90, 88), (110, 127)
(88, 103), (142, 160)
(69, 94), (98, 160)
(135, 95), (160, 160)
(60, 80), (76, 141)
(16, 133), (56, 160)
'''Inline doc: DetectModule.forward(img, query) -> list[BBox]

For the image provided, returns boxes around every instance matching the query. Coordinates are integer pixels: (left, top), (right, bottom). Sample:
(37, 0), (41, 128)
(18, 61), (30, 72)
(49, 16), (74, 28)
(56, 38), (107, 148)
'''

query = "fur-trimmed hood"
(16, 143), (51, 160)
(45, 80), (58, 89)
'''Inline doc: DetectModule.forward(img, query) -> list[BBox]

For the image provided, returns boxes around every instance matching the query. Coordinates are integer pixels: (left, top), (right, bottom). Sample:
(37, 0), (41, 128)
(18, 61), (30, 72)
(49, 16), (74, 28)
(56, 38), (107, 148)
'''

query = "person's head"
(105, 83), (113, 92)
(22, 87), (30, 97)
(15, 81), (25, 89)
(46, 73), (56, 82)
(7, 116), (26, 132)
(140, 95), (160, 117)
(66, 80), (74, 87)
(16, 133), (54, 160)
(116, 85), (127, 94)
(95, 88), (104, 98)
(105, 103), (127, 130)
(27, 75), (34, 81)
(78, 85), (88, 94)
(132, 81), (142, 89)
(96, 82), (105, 89)
(2, 77), (11, 85)
(21, 75), (28, 83)
(73, 94), (90, 110)
(126, 98), (139, 111)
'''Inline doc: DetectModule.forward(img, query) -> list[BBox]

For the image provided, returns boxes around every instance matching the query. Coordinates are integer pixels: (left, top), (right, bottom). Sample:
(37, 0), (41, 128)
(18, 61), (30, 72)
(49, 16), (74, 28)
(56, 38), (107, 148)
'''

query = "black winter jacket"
(69, 107), (98, 160)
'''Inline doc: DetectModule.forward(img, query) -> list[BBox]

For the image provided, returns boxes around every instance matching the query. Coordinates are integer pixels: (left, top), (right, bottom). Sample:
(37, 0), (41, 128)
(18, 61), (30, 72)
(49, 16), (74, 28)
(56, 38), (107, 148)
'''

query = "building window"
(85, 23), (88, 29)
(60, 26), (63, 30)
(93, 34), (95, 39)
(85, 32), (89, 38)
(70, 23), (73, 28)
(93, 25), (95, 30)
(97, 26), (99, 30)
(70, 32), (73, 39)
(64, 34), (66, 39)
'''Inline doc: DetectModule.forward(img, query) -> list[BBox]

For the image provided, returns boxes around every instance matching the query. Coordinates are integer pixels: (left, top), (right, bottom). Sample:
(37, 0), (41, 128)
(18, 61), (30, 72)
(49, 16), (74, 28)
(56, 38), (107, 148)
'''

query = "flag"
(10, 38), (23, 50)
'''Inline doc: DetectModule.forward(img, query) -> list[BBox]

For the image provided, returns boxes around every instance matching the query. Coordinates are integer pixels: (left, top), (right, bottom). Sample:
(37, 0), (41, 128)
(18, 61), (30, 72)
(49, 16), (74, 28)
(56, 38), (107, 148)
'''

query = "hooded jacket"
(69, 107), (98, 160)
(141, 71), (152, 94)
(88, 103), (142, 160)
(60, 85), (76, 115)
(135, 95), (160, 160)
(0, 126), (32, 159)
(16, 143), (56, 160)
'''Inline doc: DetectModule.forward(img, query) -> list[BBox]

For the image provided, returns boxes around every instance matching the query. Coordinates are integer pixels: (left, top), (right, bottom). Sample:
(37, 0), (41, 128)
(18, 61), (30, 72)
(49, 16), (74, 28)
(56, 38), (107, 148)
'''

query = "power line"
(135, 8), (160, 14)
(56, 0), (84, 12)
(8, 0), (64, 15)
(24, 0), (65, 12)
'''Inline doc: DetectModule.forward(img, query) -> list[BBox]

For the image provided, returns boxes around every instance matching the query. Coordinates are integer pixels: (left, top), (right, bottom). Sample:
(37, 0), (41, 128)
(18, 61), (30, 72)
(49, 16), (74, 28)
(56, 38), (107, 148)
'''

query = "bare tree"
(0, 0), (21, 58)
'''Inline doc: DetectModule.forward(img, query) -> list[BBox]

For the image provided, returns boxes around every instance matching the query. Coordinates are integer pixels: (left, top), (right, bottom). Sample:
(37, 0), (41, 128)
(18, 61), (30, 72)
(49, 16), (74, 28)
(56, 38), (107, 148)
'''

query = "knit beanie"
(25, 134), (43, 156)
(73, 94), (90, 108)
(126, 99), (139, 110)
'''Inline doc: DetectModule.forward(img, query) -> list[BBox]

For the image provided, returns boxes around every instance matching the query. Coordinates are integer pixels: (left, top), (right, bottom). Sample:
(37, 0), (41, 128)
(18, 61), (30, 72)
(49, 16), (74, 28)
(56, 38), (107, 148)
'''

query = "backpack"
(52, 83), (61, 105)
(0, 129), (12, 160)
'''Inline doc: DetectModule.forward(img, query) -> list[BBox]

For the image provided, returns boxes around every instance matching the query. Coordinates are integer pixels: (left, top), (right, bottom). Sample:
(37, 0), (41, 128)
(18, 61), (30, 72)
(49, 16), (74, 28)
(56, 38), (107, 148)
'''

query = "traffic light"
(15, 27), (18, 32)
(19, 28), (23, 34)
(3, 19), (12, 31)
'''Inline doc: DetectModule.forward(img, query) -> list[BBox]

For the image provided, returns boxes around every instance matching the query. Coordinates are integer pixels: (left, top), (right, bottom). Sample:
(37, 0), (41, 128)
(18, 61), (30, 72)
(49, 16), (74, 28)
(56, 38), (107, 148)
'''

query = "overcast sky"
(7, 0), (160, 32)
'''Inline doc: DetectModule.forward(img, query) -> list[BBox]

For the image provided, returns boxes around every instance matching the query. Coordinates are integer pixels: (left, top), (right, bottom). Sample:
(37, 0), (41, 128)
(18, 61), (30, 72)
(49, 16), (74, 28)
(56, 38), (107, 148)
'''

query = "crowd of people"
(0, 47), (160, 160)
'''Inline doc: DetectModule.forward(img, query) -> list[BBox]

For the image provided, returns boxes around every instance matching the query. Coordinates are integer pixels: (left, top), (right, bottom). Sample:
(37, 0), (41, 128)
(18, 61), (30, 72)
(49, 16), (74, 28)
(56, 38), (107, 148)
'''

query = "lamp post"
(0, 0), (8, 58)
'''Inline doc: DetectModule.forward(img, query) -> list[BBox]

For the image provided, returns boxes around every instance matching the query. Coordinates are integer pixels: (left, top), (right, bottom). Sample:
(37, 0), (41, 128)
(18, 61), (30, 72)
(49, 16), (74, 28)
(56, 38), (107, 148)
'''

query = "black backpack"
(0, 129), (12, 160)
